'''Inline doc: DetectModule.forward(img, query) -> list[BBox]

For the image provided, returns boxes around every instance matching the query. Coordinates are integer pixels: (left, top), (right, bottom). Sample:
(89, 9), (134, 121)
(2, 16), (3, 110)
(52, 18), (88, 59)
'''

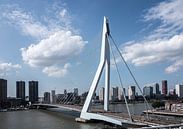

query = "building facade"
(51, 90), (56, 104)
(64, 89), (67, 99)
(154, 83), (160, 94)
(162, 80), (168, 95)
(29, 81), (38, 103)
(16, 81), (25, 100)
(73, 88), (78, 97)
(44, 92), (50, 104)
(175, 84), (183, 98)
(110, 87), (118, 101)
(99, 87), (104, 101)
(118, 87), (125, 101)
(0, 79), (7, 102)
(143, 86), (153, 99)
(128, 86), (136, 100)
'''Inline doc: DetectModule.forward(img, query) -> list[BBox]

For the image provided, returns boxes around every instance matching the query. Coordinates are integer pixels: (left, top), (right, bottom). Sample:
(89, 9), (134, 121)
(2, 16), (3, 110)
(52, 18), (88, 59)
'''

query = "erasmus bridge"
(34, 17), (183, 128)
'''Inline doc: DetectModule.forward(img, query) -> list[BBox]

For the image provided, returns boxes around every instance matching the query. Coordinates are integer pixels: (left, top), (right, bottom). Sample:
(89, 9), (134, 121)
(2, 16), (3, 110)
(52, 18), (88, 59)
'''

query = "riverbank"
(143, 109), (183, 117)
(0, 107), (29, 112)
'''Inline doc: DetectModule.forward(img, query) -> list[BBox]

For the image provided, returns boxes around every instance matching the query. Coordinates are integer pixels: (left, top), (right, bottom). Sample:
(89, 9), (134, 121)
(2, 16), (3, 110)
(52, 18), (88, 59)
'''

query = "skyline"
(1, 78), (180, 98)
(0, 0), (183, 96)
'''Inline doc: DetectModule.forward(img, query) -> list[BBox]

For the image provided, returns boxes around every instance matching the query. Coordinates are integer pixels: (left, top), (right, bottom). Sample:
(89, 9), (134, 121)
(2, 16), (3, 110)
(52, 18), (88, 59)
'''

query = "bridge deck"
(34, 104), (183, 128)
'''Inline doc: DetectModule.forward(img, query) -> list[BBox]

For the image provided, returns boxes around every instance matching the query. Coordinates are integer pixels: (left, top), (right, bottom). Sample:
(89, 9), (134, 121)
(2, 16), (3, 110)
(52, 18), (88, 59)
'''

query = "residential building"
(16, 81), (25, 100)
(0, 79), (7, 102)
(143, 86), (153, 99)
(175, 84), (183, 98)
(99, 87), (104, 101)
(162, 80), (168, 95)
(118, 87), (125, 101)
(73, 88), (78, 97)
(154, 83), (160, 94)
(29, 81), (38, 103)
(64, 89), (67, 99)
(44, 92), (50, 103)
(128, 86), (136, 100)
(110, 87), (118, 101)
(169, 89), (176, 96)
(51, 90), (56, 104)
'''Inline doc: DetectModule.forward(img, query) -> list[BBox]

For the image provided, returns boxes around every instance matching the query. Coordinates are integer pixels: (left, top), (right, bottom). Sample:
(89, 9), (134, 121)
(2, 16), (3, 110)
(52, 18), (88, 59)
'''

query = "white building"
(175, 84), (183, 98)
(99, 87), (104, 101)
(118, 87), (125, 101)
(51, 90), (56, 104)
(128, 86), (136, 100)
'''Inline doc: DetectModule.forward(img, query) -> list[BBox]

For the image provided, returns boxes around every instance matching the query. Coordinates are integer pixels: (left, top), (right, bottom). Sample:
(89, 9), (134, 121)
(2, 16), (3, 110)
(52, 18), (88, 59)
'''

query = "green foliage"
(151, 101), (165, 108)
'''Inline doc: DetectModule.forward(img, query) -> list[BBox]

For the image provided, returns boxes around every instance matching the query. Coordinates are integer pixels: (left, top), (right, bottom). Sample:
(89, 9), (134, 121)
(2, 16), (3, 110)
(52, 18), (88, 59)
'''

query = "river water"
(0, 103), (147, 129)
(0, 110), (104, 129)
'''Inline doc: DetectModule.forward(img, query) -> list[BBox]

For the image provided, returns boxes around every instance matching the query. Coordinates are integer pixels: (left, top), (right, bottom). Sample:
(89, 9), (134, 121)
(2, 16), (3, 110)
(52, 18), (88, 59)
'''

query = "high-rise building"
(169, 89), (176, 96)
(99, 87), (104, 101)
(128, 86), (136, 100)
(64, 89), (67, 99)
(154, 83), (160, 94)
(0, 79), (7, 102)
(175, 84), (183, 98)
(162, 80), (168, 95)
(51, 90), (56, 104)
(29, 81), (38, 103)
(44, 92), (50, 103)
(73, 88), (78, 97)
(143, 86), (153, 98)
(110, 87), (118, 101)
(118, 87), (125, 101)
(16, 81), (25, 100)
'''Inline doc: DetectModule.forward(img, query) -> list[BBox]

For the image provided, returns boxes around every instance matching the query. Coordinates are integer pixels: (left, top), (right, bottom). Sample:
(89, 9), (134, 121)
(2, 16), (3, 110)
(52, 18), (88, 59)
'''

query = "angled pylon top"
(100, 16), (110, 62)
(103, 16), (110, 35)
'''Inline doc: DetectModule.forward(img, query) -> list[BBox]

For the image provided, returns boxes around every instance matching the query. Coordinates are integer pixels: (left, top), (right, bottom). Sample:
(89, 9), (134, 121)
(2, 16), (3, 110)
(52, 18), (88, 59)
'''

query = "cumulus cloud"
(0, 4), (87, 77)
(42, 63), (70, 77)
(21, 30), (86, 67)
(122, 0), (183, 73)
(123, 34), (183, 66)
(0, 62), (21, 76)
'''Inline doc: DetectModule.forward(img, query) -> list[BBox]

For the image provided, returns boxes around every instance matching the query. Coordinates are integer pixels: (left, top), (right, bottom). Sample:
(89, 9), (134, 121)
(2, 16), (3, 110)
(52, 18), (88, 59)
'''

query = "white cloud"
(0, 4), (87, 77)
(21, 30), (86, 67)
(59, 9), (72, 27)
(144, 0), (183, 39)
(145, 0), (183, 28)
(123, 34), (183, 66)
(2, 8), (49, 39)
(165, 59), (183, 73)
(60, 9), (67, 18)
(0, 62), (21, 76)
(121, 0), (183, 73)
(42, 63), (70, 77)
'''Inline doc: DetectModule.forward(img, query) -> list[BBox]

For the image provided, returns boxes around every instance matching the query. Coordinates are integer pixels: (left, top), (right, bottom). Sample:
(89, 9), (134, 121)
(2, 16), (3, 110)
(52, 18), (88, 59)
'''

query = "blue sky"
(0, 0), (183, 97)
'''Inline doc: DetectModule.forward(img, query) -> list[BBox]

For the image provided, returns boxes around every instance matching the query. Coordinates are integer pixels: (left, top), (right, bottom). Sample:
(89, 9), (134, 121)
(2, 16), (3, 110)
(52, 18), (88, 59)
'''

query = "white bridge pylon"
(81, 16), (110, 113)
(80, 16), (120, 124)
(79, 17), (137, 126)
